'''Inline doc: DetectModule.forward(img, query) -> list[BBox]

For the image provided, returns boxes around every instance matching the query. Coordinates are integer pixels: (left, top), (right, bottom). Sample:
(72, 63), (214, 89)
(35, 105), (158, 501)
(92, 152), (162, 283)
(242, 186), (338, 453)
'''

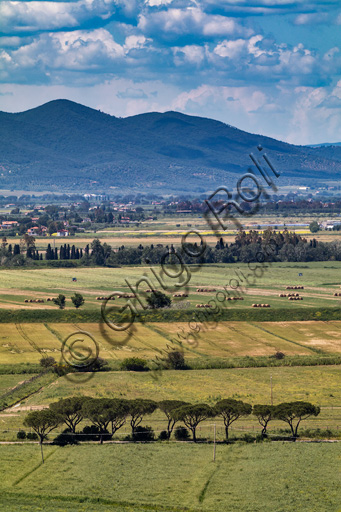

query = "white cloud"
(173, 45), (206, 65)
(138, 7), (254, 39)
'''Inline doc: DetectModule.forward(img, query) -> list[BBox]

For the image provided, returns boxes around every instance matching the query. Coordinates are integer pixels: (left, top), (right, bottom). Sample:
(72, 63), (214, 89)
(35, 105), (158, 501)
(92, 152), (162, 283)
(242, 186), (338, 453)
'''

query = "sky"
(0, 0), (340, 144)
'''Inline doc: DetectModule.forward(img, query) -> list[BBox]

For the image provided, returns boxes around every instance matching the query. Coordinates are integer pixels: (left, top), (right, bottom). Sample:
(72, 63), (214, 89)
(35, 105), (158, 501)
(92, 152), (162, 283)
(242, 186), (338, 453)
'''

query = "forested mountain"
(0, 99), (340, 192)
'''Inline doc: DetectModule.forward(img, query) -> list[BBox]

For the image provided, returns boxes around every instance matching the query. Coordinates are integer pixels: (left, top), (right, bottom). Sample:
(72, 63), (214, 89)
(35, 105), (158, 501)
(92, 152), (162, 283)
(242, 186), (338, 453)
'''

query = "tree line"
(1, 229), (341, 268)
(23, 397), (320, 448)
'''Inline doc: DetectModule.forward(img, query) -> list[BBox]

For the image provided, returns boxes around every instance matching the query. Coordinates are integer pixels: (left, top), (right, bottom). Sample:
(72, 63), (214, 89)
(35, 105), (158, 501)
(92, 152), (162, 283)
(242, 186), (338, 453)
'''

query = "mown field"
(0, 320), (341, 365)
(0, 261), (340, 312)
(0, 443), (340, 512)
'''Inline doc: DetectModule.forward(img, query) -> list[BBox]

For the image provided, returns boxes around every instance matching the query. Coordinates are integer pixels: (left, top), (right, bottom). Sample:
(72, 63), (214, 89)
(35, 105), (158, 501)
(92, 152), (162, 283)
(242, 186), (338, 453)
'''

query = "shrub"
(76, 357), (109, 373)
(120, 358), (149, 372)
(133, 426), (155, 442)
(17, 430), (26, 440)
(240, 433), (255, 444)
(71, 292), (85, 309)
(158, 430), (169, 441)
(146, 291), (171, 309)
(80, 425), (101, 441)
(52, 294), (66, 309)
(174, 426), (190, 441)
(26, 432), (38, 440)
(165, 350), (187, 370)
(39, 356), (56, 368)
(273, 351), (285, 360)
(53, 428), (78, 446)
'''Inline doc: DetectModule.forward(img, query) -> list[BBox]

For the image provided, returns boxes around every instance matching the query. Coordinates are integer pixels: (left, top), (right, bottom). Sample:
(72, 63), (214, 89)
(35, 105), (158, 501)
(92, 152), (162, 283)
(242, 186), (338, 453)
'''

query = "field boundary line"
(11, 447), (58, 486)
(248, 322), (325, 355)
(0, 490), (213, 512)
(198, 461), (222, 504)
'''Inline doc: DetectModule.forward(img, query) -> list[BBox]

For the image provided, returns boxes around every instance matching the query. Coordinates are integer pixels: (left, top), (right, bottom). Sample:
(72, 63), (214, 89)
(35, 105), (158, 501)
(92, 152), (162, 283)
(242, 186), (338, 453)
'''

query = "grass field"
(0, 374), (35, 394)
(1, 443), (340, 512)
(0, 261), (340, 312)
(0, 320), (340, 365)
(1, 366), (339, 442)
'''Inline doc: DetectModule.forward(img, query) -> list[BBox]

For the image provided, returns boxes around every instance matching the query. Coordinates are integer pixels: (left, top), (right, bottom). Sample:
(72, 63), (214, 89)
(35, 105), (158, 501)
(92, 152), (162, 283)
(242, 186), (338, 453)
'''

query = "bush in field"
(309, 221), (320, 233)
(71, 292), (85, 309)
(273, 351), (285, 360)
(40, 356), (56, 368)
(87, 357), (109, 372)
(80, 425), (101, 441)
(52, 294), (66, 309)
(17, 430), (26, 440)
(26, 432), (38, 440)
(165, 350), (187, 370)
(133, 425), (155, 442)
(174, 426), (190, 441)
(146, 291), (171, 309)
(158, 430), (169, 441)
(53, 428), (78, 446)
(120, 358), (149, 372)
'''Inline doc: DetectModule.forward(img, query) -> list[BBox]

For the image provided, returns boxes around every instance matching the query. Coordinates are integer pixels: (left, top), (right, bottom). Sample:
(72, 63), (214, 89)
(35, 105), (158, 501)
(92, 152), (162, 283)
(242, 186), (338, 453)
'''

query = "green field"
(0, 261), (340, 312)
(1, 366), (339, 442)
(0, 374), (35, 394)
(1, 443), (340, 512)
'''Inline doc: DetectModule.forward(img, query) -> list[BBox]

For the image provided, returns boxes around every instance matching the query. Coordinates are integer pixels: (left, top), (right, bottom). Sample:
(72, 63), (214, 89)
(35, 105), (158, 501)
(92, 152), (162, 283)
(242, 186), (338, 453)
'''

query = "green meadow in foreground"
(1, 366), (338, 441)
(1, 443), (340, 512)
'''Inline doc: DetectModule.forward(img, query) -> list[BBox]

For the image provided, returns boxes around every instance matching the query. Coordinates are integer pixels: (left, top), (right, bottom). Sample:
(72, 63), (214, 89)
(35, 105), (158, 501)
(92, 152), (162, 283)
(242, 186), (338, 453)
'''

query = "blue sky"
(0, 0), (340, 144)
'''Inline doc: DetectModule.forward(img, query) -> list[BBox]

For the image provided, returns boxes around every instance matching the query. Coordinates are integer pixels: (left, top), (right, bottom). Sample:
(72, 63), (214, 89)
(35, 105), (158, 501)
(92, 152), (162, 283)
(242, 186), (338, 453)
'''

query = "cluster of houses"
(319, 220), (340, 230)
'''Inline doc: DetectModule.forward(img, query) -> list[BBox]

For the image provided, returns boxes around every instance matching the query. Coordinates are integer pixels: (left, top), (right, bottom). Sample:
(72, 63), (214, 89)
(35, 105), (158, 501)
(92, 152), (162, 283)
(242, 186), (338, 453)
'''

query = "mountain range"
(0, 99), (340, 193)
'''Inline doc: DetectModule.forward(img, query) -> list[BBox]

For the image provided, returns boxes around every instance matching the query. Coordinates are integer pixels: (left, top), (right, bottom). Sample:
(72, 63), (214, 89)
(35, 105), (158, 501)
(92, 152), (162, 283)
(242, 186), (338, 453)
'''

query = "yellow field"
(1, 320), (340, 365)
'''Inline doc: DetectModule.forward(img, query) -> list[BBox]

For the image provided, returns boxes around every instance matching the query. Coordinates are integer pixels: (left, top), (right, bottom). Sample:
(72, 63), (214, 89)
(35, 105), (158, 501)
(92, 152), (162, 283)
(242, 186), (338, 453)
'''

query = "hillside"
(0, 99), (340, 192)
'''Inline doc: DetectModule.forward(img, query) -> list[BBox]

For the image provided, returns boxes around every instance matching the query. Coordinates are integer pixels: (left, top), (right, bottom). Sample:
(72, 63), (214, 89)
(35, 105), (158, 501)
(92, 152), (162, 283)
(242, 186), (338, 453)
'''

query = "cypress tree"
(46, 244), (52, 260)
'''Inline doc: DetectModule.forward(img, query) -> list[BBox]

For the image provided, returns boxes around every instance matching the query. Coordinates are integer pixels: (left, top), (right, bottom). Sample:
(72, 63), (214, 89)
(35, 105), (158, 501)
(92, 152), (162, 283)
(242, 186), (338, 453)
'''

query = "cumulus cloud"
(138, 7), (254, 41)
(0, 0), (137, 35)
(0, 0), (340, 143)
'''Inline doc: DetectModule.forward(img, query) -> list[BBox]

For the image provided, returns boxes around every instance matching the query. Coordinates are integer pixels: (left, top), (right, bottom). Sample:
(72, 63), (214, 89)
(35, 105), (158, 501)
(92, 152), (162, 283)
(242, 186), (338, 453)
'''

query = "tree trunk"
(192, 428), (196, 443)
(225, 425), (229, 441)
(289, 423), (296, 441)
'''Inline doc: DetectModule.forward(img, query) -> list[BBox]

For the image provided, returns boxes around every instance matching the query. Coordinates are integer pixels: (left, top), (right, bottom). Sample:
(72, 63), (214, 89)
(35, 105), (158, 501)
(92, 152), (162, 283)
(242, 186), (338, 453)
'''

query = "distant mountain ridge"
(0, 99), (340, 192)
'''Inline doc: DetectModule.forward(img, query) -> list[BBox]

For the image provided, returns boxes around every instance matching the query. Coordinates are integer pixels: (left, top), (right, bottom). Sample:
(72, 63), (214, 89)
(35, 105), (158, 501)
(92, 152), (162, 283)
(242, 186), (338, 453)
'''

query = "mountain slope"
(0, 99), (340, 192)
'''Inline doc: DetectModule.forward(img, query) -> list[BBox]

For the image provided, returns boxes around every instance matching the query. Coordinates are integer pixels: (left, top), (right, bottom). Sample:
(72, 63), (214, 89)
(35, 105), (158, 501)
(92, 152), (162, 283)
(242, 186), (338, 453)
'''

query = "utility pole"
(270, 374), (273, 406)
(213, 424), (216, 462)
(40, 442), (44, 464)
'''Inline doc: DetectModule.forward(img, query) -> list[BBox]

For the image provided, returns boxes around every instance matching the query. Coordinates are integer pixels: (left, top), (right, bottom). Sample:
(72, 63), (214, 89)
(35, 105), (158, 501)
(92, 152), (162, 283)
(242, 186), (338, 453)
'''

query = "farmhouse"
(56, 229), (69, 237)
(1, 221), (19, 229)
